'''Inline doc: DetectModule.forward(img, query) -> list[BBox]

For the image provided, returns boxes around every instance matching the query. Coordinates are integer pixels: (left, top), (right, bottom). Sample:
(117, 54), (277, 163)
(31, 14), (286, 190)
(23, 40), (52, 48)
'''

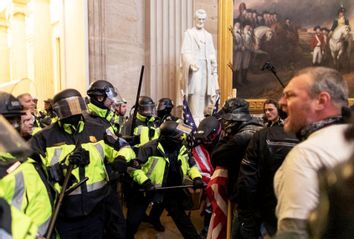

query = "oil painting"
(232, 0), (354, 100)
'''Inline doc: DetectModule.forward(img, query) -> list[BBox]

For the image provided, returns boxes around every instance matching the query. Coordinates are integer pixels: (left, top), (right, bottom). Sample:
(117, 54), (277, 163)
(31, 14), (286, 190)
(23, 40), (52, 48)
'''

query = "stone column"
(8, 0), (28, 81)
(61, 0), (89, 95)
(145, 0), (193, 104)
(0, 13), (10, 84)
(26, 0), (54, 105)
(87, 0), (106, 83)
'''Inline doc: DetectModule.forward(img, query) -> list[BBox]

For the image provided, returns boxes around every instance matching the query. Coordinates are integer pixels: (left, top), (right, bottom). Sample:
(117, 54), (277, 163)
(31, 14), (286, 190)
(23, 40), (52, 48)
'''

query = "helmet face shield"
(172, 123), (193, 143)
(176, 122), (193, 136)
(194, 126), (221, 145)
(105, 87), (124, 105)
(194, 116), (221, 145)
(53, 96), (87, 120)
(0, 92), (25, 118)
(139, 104), (156, 117)
(0, 115), (31, 166)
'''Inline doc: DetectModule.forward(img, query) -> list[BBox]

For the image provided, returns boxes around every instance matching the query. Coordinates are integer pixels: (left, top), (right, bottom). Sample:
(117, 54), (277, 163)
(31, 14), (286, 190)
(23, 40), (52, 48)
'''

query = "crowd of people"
(232, 4), (300, 88)
(233, 3), (353, 91)
(311, 6), (351, 68)
(0, 66), (354, 239)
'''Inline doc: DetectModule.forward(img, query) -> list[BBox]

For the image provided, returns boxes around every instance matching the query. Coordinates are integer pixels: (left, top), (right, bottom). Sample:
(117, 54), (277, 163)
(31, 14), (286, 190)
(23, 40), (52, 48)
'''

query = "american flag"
(212, 95), (220, 116)
(192, 145), (214, 184)
(206, 167), (229, 239)
(182, 95), (197, 131)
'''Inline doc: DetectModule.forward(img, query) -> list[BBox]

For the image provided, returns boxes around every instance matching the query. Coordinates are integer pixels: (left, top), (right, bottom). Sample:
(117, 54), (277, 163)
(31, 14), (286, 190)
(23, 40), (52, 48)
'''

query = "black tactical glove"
(193, 177), (204, 189)
(142, 179), (155, 192)
(68, 147), (90, 166)
(39, 117), (52, 127)
(47, 162), (64, 183)
(122, 135), (134, 146)
(127, 158), (141, 169)
(111, 156), (128, 173)
(47, 162), (77, 186)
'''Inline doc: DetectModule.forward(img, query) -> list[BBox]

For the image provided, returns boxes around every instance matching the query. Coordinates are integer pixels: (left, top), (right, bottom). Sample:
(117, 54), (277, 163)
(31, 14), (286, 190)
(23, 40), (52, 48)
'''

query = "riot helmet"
(157, 98), (174, 119)
(138, 96), (156, 117)
(194, 116), (221, 145)
(87, 80), (123, 109)
(52, 89), (87, 120)
(0, 91), (25, 131)
(159, 121), (192, 145)
(0, 115), (31, 179)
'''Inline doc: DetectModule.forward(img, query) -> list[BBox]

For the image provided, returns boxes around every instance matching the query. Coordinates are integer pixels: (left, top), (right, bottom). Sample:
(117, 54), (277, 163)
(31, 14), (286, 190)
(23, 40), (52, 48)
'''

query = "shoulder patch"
(89, 136), (97, 143)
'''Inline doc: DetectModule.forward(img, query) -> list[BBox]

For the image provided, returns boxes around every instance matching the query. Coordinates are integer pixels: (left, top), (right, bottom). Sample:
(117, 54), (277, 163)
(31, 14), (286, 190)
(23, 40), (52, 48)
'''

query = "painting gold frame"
(217, 1), (354, 112)
(217, 0), (267, 113)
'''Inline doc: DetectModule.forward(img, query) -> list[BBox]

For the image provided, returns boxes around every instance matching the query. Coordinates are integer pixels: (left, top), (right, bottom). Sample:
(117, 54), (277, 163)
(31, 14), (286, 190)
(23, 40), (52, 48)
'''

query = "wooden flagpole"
(226, 200), (232, 239)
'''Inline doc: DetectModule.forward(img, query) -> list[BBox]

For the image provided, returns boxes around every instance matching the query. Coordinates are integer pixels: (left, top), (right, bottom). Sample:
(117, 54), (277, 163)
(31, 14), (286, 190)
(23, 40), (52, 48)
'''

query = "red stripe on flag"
(192, 145), (214, 184)
(206, 167), (229, 239)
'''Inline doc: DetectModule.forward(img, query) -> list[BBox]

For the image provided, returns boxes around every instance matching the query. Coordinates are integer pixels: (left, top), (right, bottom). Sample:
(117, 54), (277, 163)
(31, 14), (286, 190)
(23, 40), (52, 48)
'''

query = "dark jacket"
(235, 124), (298, 237)
(211, 119), (263, 199)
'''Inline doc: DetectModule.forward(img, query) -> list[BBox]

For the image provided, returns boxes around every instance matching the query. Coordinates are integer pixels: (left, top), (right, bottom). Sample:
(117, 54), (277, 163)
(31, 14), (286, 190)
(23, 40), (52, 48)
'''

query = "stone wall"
(88, 0), (145, 107)
(105, 1), (145, 106)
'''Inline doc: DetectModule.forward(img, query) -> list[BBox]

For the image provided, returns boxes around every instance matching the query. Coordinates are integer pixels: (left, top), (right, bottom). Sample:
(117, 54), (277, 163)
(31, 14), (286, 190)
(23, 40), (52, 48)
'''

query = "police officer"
(37, 98), (56, 128)
(126, 121), (203, 239)
(29, 89), (124, 239)
(156, 97), (179, 126)
(0, 92), (54, 238)
(87, 80), (136, 238)
(87, 80), (123, 134)
(0, 116), (42, 239)
(122, 96), (160, 148)
(146, 97), (180, 229)
(0, 197), (39, 239)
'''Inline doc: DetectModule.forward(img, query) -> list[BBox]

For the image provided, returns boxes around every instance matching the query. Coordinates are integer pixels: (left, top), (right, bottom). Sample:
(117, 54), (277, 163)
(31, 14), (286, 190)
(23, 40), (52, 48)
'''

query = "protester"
(274, 67), (353, 238)
(263, 99), (283, 127)
(235, 107), (298, 238)
(20, 110), (34, 140)
(208, 97), (263, 239)
(193, 116), (222, 237)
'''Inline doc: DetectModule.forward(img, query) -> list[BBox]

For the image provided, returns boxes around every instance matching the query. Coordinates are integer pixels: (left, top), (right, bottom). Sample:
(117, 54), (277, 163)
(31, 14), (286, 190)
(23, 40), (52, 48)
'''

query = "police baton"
(130, 65), (145, 136)
(46, 143), (89, 239)
(139, 184), (206, 192)
(46, 163), (74, 239)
